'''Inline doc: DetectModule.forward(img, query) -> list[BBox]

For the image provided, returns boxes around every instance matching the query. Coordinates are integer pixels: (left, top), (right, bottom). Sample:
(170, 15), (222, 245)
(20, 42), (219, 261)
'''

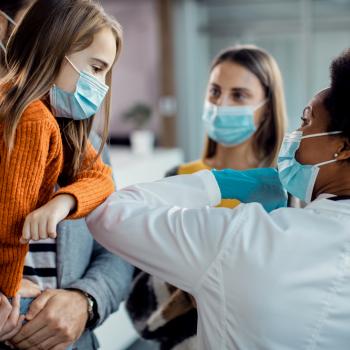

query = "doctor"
(87, 49), (350, 350)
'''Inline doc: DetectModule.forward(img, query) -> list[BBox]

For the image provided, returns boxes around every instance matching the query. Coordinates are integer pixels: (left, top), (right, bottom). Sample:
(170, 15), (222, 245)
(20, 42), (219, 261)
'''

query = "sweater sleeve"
(55, 141), (115, 219)
(36, 121), (64, 208)
(0, 110), (63, 296)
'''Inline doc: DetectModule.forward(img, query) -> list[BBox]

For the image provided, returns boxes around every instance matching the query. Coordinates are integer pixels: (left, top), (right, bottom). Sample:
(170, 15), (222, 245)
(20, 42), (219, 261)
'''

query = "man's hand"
(10, 289), (89, 349)
(0, 295), (25, 342)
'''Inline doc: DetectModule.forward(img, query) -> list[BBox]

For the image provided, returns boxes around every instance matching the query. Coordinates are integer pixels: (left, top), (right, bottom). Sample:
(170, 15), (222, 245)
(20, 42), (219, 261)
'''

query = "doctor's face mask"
(277, 130), (342, 203)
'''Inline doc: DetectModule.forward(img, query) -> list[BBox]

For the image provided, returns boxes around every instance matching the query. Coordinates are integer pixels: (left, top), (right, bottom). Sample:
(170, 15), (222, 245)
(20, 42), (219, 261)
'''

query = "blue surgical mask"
(202, 100), (266, 146)
(277, 130), (342, 203)
(50, 57), (109, 120)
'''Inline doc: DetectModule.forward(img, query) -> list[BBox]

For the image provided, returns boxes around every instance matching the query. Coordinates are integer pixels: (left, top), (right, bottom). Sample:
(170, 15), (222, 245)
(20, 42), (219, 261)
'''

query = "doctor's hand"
(212, 168), (287, 212)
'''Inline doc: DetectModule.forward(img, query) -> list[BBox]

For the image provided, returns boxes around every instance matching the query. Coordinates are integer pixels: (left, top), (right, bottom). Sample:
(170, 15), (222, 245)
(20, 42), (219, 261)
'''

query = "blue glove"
(212, 168), (287, 212)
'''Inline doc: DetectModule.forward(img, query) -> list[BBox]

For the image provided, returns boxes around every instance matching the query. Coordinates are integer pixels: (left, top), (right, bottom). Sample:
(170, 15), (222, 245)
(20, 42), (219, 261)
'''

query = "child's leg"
(18, 297), (34, 316)
(6, 297), (34, 320)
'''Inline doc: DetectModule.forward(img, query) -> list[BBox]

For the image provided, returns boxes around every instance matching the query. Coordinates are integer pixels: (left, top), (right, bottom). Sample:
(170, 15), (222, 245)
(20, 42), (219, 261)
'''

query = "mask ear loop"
(252, 98), (269, 131)
(65, 56), (81, 75)
(315, 158), (338, 167)
(253, 98), (268, 112)
(301, 131), (342, 167)
(0, 10), (16, 25)
(203, 100), (219, 123)
(0, 41), (6, 54)
(301, 131), (342, 139)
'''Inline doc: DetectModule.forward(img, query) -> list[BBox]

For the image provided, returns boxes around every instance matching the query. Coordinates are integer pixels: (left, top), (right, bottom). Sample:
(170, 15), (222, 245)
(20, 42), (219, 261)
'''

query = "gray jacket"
(57, 133), (133, 349)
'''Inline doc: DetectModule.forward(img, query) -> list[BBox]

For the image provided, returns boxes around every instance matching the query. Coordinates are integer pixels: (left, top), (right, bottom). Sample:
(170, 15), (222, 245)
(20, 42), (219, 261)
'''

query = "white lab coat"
(86, 170), (350, 350)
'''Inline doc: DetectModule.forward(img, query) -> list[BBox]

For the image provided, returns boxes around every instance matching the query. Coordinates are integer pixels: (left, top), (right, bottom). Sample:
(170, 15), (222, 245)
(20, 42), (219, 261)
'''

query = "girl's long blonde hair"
(0, 0), (122, 184)
(203, 45), (287, 167)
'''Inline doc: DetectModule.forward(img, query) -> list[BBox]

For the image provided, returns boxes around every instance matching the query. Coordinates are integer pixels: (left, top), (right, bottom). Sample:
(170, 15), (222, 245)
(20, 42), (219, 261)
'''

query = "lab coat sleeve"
(87, 170), (242, 293)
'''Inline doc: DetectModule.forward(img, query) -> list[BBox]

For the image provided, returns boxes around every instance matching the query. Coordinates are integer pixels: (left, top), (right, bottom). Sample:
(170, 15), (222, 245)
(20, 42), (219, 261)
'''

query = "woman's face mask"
(50, 57), (109, 120)
(277, 130), (342, 203)
(202, 100), (266, 146)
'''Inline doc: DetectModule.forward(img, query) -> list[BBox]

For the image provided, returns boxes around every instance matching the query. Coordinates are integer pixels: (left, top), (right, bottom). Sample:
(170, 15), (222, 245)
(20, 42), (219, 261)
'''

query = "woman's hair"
(0, 0), (32, 66)
(0, 0), (31, 19)
(324, 49), (350, 148)
(202, 45), (287, 167)
(0, 0), (122, 184)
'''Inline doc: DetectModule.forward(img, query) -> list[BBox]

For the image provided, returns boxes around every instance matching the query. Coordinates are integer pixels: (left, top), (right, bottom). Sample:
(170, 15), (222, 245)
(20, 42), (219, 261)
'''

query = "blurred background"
(101, 0), (350, 161)
(94, 0), (350, 348)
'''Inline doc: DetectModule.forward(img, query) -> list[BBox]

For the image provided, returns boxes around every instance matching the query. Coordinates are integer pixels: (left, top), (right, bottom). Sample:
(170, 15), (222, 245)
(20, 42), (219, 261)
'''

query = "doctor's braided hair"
(324, 49), (350, 153)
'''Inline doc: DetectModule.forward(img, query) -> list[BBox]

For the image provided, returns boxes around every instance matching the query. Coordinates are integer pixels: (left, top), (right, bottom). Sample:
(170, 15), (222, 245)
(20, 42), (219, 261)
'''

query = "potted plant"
(123, 102), (154, 154)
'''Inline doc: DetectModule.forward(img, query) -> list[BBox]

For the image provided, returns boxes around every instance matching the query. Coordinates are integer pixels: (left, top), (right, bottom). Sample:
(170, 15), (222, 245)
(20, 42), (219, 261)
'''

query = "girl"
(126, 45), (287, 349)
(0, 0), (121, 307)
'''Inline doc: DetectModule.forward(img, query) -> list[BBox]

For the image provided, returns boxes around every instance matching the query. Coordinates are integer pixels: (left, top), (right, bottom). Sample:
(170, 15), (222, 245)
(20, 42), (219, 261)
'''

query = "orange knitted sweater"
(0, 100), (115, 296)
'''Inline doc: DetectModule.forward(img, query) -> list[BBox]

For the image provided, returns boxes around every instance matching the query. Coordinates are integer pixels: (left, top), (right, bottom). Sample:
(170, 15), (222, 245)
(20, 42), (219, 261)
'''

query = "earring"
(334, 153), (339, 158)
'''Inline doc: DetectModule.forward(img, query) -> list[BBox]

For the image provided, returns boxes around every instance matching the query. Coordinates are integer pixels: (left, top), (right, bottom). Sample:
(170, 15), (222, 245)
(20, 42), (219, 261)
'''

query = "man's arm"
(67, 132), (133, 327)
(66, 239), (133, 328)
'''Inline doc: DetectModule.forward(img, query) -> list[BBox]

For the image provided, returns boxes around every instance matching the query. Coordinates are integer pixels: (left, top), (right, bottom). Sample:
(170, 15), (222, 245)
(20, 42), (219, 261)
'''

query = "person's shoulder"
(165, 165), (180, 177)
(165, 160), (209, 177)
(20, 100), (55, 123)
(177, 159), (210, 175)
(20, 100), (57, 125)
(20, 100), (60, 134)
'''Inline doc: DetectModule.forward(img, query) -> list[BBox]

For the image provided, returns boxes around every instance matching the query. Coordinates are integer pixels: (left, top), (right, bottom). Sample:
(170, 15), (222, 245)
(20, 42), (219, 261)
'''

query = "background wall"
(172, 0), (350, 161)
(101, 0), (161, 138)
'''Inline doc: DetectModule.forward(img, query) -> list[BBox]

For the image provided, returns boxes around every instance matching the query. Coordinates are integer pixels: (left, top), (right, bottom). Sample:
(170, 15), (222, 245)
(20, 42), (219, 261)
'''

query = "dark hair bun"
(330, 49), (350, 99)
(325, 48), (350, 137)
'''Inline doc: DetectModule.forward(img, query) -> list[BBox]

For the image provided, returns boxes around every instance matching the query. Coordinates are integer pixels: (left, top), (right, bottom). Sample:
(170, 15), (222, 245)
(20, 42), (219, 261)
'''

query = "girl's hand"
(20, 194), (76, 244)
(0, 294), (24, 341)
